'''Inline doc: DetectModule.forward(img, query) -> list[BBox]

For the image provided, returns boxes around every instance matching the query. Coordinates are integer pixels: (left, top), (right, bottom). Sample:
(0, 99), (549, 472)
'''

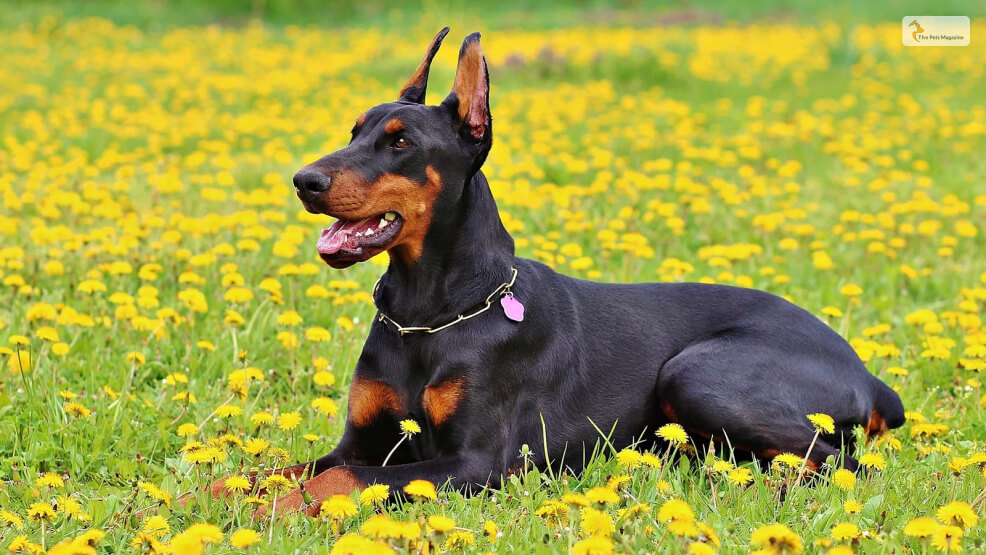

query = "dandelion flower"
(807, 413), (835, 434)
(657, 423), (688, 445)
(930, 525), (963, 553)
(400, 419), (421, 435)
(359, 484), (390, 505)
(658, 499), (695, 523)
(750, 523), (803, 554)
(773, 453), (804, 469)
(830, 522), (860, 541)
(143, 515), (170, 537)
(251, 411), (275, 426)
(903, 517), (940, 537)
(586, 486), (619, 505)
(858, 452), (886, 471)
(427, 515), (456, 533)
(224, 476), (252, 494)
(580, 507), (615, 536)
(615, 448), (642, 469)
(260, 474), (293, 495)
(277, 411), (302, 431)
(229, 528), (261, 549)
(0, 510), (24, 529)
(36, 473), (65, 488)
(484, 520), (499, 541)
(27, 502), (56, 522)
(320, 495), (358, 520)
(937, 502), (978, 529)
(404, 479), (437, 500)
(573, 535), (614, 555)
(831, 469), (856, 491)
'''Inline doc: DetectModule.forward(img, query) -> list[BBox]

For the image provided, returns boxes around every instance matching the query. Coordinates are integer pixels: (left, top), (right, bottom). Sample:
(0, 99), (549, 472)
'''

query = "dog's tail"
(865, 381), (905, 440)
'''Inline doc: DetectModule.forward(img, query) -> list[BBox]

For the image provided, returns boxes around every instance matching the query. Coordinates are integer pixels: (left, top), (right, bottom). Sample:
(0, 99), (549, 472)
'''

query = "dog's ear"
(445, 32), (490, 142)
(398, 27), (450, 104)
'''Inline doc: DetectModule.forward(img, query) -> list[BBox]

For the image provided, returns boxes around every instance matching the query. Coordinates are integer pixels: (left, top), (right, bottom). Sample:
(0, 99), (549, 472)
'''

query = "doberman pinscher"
(210, 28), (905, 516)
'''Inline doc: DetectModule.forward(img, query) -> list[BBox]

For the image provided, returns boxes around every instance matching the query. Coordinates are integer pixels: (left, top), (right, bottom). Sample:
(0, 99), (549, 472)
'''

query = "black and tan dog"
(212, 28), (904, 515)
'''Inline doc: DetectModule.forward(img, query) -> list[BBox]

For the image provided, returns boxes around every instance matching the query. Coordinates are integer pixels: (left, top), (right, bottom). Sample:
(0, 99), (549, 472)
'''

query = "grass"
(1, 2), (986, 554)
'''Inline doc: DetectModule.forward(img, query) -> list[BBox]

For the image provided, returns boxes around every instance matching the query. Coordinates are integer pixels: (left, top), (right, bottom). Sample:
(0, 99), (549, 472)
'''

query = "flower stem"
(793, 431), (820, 490)
(382, 434), (408, 467)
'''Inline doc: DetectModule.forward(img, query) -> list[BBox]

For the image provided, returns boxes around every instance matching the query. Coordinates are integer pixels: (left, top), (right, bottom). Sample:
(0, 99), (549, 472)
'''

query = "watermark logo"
(902, 16), (970, 46)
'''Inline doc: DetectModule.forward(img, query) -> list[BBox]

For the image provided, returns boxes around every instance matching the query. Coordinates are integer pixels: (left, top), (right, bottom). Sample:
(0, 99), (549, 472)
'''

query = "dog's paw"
(253, 488), (320, 519)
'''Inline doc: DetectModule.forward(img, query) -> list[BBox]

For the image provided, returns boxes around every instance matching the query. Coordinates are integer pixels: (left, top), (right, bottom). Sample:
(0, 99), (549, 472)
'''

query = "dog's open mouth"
(316, 211), (403, 267)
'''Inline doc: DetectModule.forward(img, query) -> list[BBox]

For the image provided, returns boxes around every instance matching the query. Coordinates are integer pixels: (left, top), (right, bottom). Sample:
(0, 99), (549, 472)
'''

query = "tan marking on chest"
(422, 377), (467, 426)
(347, 378), (402, 427)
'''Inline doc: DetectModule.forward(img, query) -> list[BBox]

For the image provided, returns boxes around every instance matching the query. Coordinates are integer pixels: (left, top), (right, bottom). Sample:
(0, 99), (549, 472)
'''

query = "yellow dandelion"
(750, 523), (803, 554)
(581, 507), (615, 536)
(359, 483), (390, 505)
(831, 468), (856, 491)
(807, 413), (835, 434)
(930, 525), (963, 553)
(858, 452), (886, 471)
(427, 515), (456, 533)
(400, 419), (421, 435)
(904, 517), (940, 538)
(937, 502), (979, 529)
(229, 528), (261, 549)
(320, 495), (359, 520)
(830, 522), (860, 541)
(573, 535), (614, 555)
(586, 486), (620, 505)
(657, 423), (688, 445)
(658, 499), (695, 523)
(404, 479), (437, 500)
(277, 411), (302, 431)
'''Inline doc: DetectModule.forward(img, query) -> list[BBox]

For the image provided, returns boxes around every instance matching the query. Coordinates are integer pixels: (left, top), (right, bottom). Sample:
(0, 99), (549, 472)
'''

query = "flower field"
(2, 7), (986, 554)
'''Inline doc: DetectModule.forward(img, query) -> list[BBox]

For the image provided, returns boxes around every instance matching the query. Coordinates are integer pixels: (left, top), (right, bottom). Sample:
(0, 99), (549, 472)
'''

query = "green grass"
(1, 2), (986, 554)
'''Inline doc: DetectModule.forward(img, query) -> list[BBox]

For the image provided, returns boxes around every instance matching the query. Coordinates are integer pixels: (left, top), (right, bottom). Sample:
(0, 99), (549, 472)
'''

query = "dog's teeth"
(385, 212), (397, 221)
(355, 231), (363, 237)
(364, 228), (374, 236)
(378, 218), (388, 228)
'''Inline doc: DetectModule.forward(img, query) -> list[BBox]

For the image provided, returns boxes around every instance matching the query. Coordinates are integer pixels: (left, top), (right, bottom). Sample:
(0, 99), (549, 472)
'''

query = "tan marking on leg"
(348, 378), (402, 427)
(259, 467), (366, 518)
(865, 409), (888, 442)
(423, 376), (467, 426)
(659, 401), (679, 423)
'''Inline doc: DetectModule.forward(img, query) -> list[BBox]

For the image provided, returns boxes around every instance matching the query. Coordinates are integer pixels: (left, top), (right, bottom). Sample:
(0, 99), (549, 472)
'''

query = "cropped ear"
(398, 27), (450, 104)
(446, 32), (490, 141)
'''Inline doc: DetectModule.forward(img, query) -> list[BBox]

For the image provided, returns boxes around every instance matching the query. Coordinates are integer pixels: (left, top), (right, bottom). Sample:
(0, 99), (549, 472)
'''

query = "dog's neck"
(375, 170), (515, 327)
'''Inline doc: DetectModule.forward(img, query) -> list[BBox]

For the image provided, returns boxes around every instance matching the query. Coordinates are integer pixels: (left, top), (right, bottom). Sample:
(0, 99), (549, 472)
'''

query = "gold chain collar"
(371, 267), (518, 335)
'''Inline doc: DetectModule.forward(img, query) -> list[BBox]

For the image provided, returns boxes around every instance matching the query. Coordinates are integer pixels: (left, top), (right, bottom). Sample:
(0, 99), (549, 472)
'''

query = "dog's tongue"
(317, 219), (365, 254)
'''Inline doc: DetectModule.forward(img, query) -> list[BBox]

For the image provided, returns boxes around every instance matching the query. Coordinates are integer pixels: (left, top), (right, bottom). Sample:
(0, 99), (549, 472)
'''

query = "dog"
(209, 28), (905, 516)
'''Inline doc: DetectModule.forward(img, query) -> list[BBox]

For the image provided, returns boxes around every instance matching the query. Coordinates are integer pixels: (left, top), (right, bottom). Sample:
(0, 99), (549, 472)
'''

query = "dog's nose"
(293, 169), (332, 194)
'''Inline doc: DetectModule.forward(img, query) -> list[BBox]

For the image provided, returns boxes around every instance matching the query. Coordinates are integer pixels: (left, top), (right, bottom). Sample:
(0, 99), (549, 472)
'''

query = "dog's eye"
(393, 136), (410, 149)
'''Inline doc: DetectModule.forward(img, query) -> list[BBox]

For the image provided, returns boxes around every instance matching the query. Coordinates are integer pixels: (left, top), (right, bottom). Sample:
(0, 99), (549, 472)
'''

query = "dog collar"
(372, 267), (520, 335)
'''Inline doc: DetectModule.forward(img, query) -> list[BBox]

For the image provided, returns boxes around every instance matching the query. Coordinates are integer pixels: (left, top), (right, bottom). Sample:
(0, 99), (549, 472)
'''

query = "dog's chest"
(347, 364), (469, 433)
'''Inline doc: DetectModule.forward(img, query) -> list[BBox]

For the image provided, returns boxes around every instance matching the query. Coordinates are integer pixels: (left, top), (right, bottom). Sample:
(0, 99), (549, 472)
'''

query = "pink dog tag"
(500, 293), (524, 322)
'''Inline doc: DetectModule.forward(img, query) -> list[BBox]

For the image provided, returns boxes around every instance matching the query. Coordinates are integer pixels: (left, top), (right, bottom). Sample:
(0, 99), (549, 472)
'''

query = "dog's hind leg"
(655, 337), (863, 471)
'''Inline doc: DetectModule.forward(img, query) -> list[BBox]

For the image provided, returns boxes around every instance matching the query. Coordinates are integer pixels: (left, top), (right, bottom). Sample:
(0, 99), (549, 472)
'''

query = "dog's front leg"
(194, 447), (351, 503)
(260, 453), (490, 517)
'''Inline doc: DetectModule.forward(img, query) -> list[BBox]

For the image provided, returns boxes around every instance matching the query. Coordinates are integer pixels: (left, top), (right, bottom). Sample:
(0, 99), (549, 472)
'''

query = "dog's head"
(294, 28), (492, 269)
